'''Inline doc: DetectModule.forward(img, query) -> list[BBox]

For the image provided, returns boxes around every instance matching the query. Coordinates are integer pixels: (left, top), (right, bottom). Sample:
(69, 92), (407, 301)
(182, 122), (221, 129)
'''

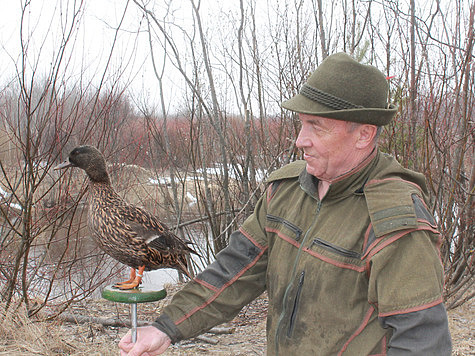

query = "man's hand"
(119, 325), (171, 356)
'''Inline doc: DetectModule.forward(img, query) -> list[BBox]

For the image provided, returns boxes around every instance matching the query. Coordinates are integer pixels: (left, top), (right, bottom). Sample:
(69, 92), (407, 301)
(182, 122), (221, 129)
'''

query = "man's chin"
(305, 165), (332, 182)
(305, 165), (320, 178)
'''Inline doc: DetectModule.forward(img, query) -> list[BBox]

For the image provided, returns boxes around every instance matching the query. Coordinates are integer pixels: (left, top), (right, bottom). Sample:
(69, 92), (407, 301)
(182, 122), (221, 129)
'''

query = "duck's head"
(54, 145), (110, 183)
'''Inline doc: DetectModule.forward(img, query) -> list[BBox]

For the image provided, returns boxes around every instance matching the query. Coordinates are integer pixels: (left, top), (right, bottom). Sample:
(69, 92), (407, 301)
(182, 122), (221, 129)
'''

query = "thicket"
(0, 0), (472, 319)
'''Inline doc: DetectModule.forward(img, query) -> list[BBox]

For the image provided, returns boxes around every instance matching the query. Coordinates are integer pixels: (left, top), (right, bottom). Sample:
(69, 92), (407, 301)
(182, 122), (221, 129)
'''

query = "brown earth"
(1, 283), (473, 355)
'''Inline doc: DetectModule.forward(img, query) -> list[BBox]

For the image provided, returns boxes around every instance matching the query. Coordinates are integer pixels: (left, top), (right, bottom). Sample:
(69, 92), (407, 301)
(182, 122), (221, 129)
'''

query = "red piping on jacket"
(365, 177), (424, 191)
(266, 227), (365, 272)
(378, 297), (444, 318)
(417, 218), (438, 230)
(265, 227), (300, 248)
(338, 306), (375, 355)
(364, 226), (440, 279)
(362, 224), (439, 261)
(267, 182), (281, 205)
(194, 278), (219, 293)
(174, 228), (267, 326)
(240, 228), (266, 250)
(303, 247), (365, 272)
(368, 335), (387, 356)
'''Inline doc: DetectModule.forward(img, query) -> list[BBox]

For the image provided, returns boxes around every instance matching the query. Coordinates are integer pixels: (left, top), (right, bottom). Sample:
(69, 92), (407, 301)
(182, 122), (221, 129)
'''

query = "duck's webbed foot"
(114, 265), (145, 290)
(114, 267), (136, 288)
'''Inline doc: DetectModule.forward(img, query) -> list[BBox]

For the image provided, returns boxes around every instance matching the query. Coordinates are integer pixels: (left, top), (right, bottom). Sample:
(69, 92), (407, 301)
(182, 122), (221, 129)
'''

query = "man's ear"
(355, 124), (378, 149)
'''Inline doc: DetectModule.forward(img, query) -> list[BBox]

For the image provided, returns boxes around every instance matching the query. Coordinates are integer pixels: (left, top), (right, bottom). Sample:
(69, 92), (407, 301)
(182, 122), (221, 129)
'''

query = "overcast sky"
(0, 1), (467, 116)
(0, 0), (211, 112)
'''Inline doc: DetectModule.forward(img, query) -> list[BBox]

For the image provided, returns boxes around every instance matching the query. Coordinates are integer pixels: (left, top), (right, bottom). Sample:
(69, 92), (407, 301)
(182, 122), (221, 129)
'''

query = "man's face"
(296, 114), (361, 181)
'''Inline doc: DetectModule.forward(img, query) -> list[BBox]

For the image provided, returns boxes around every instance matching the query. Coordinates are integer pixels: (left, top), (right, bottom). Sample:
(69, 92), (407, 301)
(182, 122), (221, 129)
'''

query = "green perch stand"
(102, 285), (167, 343)
(102, 285), (167, 304)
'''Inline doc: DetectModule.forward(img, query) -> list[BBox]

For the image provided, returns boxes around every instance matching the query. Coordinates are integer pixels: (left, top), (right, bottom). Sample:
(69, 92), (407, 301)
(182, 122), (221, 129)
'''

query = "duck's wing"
(88, 200), (150, 264)
(122, 204), (196, 255)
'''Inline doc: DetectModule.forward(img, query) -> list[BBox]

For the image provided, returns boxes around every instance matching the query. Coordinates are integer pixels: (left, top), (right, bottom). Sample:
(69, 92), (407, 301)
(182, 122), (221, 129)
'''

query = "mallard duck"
(54, 145), (196, 290)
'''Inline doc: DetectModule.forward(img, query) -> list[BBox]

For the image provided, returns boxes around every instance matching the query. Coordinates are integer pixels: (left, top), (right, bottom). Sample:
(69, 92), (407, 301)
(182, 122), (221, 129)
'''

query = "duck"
(54, 145), (197, 290)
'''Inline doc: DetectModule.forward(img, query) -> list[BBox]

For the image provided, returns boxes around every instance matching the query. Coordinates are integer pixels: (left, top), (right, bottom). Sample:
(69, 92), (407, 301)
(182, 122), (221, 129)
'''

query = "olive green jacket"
(154, 150), (450, 355)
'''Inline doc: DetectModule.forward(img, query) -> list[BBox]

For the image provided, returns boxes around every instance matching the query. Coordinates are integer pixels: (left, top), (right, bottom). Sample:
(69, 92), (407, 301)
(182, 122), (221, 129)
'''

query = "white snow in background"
(195, 163), (267, 182)
(0, 186), (22, 210)
(146, 164), (268, 211)
(0, 186), (10, 198)
(186, 192), (197, 206)
(148, 177), (167, 185)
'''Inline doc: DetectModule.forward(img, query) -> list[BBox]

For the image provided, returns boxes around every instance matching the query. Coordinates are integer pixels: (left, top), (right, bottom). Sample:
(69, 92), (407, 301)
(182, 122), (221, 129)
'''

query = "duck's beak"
(54, 159), (74, 170)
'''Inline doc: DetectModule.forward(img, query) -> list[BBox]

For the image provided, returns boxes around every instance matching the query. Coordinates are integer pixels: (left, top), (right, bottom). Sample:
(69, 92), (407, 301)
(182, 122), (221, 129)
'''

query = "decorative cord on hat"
(300, 83), (364, 110)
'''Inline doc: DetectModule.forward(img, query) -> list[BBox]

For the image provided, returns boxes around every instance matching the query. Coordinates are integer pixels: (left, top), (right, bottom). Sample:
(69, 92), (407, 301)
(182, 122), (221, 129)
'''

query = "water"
(2, 193), (213, 305)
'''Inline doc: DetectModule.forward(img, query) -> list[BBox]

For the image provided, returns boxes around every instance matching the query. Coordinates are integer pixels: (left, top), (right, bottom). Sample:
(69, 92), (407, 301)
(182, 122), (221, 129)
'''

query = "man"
(119, 53), (452, 355)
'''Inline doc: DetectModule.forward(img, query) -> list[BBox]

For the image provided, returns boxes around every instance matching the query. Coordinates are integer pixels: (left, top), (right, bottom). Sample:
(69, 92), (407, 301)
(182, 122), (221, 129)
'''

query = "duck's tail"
(176, 254), (194, 279)
(185, 242), (200, 256)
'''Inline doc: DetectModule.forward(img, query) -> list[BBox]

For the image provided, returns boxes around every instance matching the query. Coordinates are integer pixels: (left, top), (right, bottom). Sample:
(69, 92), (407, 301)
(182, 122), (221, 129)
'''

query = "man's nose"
(296, 126), (310, 148)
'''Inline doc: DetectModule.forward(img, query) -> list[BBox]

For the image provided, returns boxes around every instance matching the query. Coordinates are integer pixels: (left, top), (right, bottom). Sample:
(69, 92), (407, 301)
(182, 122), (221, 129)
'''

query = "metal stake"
(131, 303), (138, 343)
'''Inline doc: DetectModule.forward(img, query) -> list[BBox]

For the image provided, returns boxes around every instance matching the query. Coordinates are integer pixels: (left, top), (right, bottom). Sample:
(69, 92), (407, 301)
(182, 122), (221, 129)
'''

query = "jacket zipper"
(274, 200), (322, 356)
(311, 237), (361, 259)
(287, 271), (305, 337)
(267, 214), (303, 241)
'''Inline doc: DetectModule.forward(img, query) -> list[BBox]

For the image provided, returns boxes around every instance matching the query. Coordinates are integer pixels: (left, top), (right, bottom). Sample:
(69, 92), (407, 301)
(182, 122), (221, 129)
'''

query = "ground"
(0, 283), (473, 355)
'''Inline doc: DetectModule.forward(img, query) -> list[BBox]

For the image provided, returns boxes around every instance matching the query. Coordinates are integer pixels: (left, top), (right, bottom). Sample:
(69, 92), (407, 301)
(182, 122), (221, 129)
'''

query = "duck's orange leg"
(114, 268), (136, 287)
(116, 265), (145, 290)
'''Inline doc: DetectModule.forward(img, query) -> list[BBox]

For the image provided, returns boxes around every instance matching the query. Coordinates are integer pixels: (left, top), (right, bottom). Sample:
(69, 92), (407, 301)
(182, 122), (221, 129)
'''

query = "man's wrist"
(152, 313), (183, 344)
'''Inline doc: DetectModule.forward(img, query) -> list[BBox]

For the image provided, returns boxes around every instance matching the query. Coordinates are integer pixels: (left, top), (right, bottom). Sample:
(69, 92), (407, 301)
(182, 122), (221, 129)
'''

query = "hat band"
(300, 83), (363, 110)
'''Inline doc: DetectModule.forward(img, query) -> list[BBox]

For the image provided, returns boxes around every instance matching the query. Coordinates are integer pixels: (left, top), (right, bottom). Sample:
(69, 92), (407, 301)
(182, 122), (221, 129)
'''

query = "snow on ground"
(0, 185), (22, 210)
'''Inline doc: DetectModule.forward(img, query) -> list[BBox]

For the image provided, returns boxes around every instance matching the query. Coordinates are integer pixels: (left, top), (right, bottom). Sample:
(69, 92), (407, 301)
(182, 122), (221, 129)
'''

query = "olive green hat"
(282, 52), (397, 126)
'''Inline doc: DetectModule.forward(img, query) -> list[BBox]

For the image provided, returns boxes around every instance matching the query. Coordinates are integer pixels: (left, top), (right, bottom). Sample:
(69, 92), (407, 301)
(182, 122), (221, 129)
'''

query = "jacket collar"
(299, 148), (379, 200)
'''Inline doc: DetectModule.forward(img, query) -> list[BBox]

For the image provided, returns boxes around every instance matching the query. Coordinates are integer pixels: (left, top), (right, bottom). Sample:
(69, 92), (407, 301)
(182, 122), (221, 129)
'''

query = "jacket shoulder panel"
(266, 160), (306, 183)
(364, 178), (424, 237)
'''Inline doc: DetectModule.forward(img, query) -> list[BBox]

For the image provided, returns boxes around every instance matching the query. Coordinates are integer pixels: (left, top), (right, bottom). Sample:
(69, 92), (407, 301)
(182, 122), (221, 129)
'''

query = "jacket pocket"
(267, 214), (303, 241)
(311, 237), (361, 259)
(287, 271), (305, 337)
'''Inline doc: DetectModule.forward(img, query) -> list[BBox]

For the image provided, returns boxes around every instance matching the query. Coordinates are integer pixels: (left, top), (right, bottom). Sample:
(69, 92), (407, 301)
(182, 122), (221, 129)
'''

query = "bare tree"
(0, 0), (142, 316)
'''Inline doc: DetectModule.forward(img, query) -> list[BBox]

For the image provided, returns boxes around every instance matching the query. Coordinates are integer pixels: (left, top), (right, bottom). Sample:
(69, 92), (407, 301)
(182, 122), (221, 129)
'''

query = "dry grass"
(0, 303), (118, 355)
(0, 304), (75, 355)
(448, 298), (475, 356)
(1, 286), (473, 356)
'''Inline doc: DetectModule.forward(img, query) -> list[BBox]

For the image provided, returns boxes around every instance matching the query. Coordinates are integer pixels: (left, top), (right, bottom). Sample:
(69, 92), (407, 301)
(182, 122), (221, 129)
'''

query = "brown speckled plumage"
(55, 145), (195, 288)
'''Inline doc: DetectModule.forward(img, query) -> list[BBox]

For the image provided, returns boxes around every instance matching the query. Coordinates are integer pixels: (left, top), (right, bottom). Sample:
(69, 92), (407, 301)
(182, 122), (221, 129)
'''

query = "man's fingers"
(118, 326), (171, 356)
(118, 330), (133, 352)
(127, 343), (149, 356)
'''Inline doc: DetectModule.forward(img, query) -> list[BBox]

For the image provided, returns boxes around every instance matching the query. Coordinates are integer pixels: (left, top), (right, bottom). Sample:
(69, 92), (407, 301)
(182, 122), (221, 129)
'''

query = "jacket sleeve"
(153, 194), (270, 343)
(367, 228), (452, 355)
(380, 303), (452, 355)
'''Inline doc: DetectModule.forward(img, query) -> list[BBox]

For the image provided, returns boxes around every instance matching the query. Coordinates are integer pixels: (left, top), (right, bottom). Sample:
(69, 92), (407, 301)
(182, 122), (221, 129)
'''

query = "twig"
(207, 326), (235, 334)
(194, 335), (219, 345)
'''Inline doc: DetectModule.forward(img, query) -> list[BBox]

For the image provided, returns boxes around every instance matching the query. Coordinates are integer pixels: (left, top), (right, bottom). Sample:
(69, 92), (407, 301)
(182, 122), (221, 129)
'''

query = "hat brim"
(282, 93), (397, 126)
